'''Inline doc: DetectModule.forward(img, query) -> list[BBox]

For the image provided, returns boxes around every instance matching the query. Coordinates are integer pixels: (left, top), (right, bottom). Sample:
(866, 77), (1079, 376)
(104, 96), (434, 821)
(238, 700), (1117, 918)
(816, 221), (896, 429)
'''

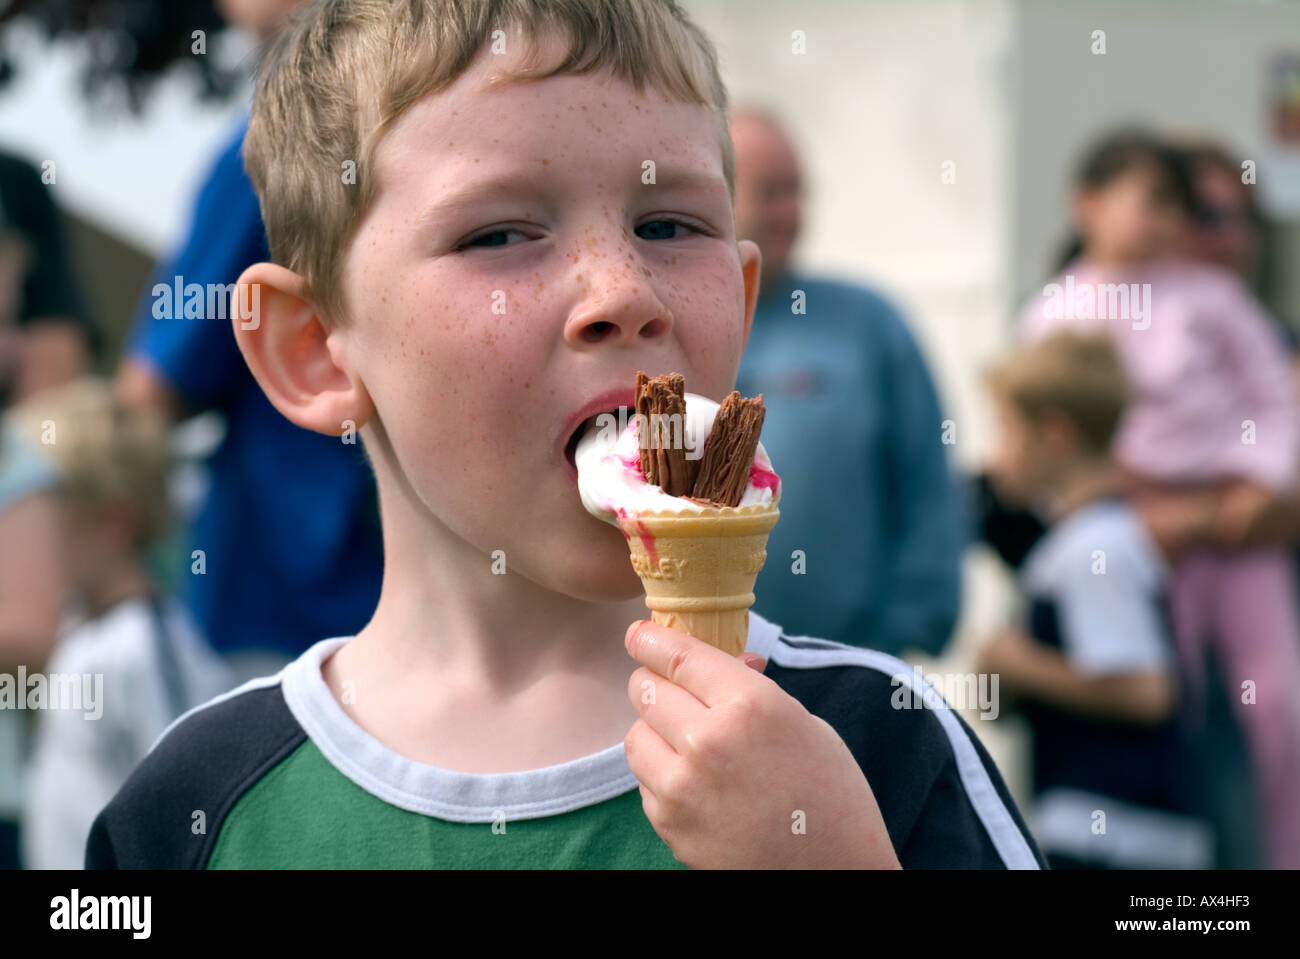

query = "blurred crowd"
(0, 0), (1297, 871)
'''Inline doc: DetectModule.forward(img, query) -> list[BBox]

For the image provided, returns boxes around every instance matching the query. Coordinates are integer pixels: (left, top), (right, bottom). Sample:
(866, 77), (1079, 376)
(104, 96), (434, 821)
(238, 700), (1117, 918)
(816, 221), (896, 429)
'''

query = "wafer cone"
(618, 504), (780, 657)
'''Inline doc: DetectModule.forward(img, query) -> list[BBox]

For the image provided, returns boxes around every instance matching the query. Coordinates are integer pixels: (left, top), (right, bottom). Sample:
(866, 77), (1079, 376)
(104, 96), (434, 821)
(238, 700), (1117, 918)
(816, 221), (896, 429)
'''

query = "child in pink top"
(1017, 129), (1300, 868)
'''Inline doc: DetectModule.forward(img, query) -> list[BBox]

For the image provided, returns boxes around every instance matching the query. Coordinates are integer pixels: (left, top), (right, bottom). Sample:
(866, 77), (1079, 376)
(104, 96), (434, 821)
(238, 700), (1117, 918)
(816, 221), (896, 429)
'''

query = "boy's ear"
(737, 239), (762, 353)
(231, 263), (374, 437)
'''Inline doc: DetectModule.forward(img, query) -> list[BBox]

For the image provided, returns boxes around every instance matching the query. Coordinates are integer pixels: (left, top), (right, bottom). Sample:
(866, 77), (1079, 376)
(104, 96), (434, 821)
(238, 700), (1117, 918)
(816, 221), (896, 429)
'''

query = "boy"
(86, 0), (1043, 869)
(977, 331), (1211, 869)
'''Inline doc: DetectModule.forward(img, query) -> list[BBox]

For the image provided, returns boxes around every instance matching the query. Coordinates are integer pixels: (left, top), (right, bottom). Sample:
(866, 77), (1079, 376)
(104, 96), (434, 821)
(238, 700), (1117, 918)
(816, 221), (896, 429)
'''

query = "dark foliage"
(0, 0), (240, 112)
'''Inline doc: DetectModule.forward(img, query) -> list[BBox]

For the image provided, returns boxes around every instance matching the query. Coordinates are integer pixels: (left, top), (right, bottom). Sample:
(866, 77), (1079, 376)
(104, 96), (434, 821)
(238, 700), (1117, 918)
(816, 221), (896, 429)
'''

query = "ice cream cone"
(617, 504), (779, 657)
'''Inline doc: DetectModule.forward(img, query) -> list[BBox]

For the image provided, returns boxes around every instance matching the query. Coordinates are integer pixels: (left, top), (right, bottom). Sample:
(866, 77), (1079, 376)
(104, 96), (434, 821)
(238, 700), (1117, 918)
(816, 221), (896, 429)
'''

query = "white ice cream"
(575, 391), (781, 524)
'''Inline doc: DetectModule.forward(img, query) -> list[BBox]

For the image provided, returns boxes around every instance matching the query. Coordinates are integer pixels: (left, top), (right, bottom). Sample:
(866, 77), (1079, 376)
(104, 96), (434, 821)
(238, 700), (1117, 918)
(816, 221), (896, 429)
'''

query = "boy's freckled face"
(337, 36), (752, 600)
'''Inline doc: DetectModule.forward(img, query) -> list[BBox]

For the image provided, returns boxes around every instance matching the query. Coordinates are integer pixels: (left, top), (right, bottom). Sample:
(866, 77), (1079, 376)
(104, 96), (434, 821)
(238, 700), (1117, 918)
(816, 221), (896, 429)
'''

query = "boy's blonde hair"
(987, 330), (1130, 454)
(9, 378), (171, 547)
(245, 0), (734, 326)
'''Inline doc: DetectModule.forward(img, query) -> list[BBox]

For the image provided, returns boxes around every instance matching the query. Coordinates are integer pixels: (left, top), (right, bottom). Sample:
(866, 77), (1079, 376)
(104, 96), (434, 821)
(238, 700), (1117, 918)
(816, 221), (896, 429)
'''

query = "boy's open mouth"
(564, 410), (623, 469)
(560, 386), (639, 474)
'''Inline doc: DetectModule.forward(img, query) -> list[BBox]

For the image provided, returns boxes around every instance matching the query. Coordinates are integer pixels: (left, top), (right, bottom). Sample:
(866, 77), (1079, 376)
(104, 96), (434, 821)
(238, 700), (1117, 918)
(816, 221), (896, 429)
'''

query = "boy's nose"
(562, 268), (674, 348)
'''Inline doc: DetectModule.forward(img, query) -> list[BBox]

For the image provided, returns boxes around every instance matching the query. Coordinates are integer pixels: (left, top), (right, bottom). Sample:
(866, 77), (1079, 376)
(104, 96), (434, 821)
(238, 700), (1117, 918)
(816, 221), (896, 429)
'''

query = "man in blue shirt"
(115, 0), (380, 677)
(115, 113), (382, 675)
(730, 108), (963, 657)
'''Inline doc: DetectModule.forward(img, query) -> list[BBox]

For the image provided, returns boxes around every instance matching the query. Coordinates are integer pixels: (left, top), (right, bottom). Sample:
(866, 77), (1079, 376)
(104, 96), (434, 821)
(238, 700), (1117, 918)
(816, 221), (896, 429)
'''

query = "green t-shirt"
(85, 613), (1048, 869)
(211, 738), (681, 869)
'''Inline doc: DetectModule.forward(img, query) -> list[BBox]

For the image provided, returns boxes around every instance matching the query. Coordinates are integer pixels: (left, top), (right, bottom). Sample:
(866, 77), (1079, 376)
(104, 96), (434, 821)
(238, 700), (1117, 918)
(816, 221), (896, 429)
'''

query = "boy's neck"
(334, 446), (665, 772)
(333, 504), (649, 771)
(357, 478), (647, 687)
(1047, 457), (1120, 522)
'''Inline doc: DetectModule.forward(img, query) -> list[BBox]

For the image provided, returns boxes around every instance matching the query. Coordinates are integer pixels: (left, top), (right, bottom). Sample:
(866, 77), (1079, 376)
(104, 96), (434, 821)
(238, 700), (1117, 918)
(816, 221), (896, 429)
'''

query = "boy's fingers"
(624, 717), (678, 798)
(627, 665), (705, 753)
(625, 619), (744, 707)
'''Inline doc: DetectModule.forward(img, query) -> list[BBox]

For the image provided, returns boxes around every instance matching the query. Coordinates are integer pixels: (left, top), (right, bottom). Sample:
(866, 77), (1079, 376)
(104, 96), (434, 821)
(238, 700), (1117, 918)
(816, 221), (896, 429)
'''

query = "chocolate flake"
(690, 391), (765, 507)
(634, 372), (767, 508)
(635, 371), (698, 496)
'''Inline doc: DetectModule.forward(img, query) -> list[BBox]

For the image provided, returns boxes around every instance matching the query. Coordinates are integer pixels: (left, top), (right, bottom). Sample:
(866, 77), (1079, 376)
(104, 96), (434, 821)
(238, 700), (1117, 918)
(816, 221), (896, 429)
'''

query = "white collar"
(281, 611), (782, 822)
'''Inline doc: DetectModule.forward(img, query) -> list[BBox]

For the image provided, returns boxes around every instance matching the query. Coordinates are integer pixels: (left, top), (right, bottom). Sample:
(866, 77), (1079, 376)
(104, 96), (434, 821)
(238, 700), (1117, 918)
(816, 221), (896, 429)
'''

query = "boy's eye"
(636, 219), (699, 241)
(458, 228), (529, 250)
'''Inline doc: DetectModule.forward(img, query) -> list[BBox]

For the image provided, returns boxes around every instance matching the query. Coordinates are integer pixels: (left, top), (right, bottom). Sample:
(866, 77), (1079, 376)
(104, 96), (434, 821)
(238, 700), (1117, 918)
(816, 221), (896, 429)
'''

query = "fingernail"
(625, 620), (643, 649)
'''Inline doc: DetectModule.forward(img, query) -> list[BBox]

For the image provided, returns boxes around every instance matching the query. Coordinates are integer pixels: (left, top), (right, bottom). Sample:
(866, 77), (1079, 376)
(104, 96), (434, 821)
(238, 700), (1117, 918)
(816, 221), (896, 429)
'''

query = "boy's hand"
(974, 629), (1038, 685)
(623, 620), (901, 869)
(974, 629), (1038, 712)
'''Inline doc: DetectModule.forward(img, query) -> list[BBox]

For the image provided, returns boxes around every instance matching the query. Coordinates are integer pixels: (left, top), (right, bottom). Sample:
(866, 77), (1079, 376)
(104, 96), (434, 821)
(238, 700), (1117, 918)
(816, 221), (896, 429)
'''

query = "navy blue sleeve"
(766, 642), (1048, 869)
(123, 120), (270, 412)
(85, 684), (305, 869)
(893, 707), (1049, 869)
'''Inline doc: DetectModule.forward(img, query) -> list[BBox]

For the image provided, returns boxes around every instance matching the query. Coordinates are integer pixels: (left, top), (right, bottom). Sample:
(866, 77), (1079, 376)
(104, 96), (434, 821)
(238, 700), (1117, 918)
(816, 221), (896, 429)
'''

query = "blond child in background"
(11, 379), (233, 869)
(977, 331), (1212, 869)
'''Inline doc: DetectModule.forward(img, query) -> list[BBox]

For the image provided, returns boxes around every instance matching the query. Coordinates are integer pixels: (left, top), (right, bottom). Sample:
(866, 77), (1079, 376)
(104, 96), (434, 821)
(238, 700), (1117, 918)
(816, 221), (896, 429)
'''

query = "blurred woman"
(1017, 128), (1300, 868)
